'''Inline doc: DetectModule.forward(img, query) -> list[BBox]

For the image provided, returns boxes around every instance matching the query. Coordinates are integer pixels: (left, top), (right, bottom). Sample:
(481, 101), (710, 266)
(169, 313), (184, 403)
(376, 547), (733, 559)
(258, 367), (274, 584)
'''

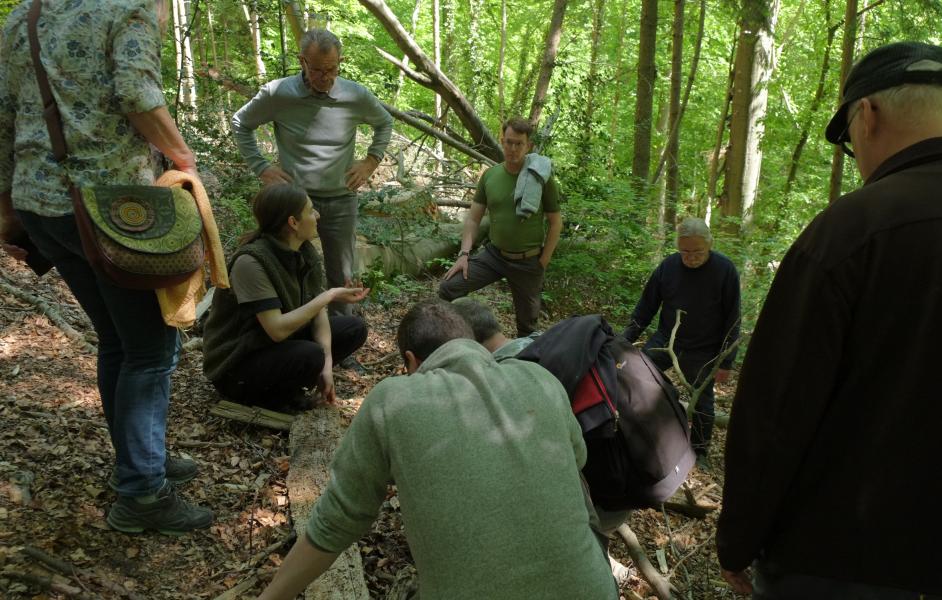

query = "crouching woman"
(203, 184), (368, 411)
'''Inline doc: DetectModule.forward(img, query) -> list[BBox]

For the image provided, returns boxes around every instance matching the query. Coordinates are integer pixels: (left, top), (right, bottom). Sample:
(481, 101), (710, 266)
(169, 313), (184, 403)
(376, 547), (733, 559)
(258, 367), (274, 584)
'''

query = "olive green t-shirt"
(473, 164), (560, 253)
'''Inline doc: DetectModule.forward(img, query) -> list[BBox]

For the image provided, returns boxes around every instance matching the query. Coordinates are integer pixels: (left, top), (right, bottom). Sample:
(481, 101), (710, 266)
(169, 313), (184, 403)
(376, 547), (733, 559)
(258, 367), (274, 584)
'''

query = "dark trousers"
(438, 244), (544, 337)
(213, 315), (367, 409)
(309, 193), (357, 317)
(18, 211), (179, 497)
(753, 563), (937, 600)
(643, 331), (716, 454)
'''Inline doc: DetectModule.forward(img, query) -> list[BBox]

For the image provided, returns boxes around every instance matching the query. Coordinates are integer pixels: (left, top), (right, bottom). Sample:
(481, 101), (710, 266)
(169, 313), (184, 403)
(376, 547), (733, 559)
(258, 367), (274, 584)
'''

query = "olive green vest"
(202, 235), (326, 383)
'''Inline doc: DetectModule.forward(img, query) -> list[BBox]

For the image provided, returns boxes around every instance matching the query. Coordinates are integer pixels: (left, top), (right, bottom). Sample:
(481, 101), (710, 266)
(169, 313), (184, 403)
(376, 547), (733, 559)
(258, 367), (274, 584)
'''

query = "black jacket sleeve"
(623, 263), (663, 342)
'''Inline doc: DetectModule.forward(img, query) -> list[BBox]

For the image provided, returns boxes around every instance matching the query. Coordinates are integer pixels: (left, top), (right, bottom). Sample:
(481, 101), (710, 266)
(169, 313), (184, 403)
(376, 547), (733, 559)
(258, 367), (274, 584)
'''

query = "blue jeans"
(18, 211), (179, 497)
(309, 193), (357, 316)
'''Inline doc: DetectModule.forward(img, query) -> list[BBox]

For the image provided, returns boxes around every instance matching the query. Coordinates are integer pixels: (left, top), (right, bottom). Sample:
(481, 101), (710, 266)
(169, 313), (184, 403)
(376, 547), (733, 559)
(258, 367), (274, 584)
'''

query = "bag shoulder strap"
(27, 0), (68, 162)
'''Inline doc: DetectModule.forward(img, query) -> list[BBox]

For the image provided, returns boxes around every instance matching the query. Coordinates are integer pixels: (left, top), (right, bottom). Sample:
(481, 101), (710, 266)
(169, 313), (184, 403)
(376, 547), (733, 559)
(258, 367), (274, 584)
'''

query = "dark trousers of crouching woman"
(213, 315), (367, 410)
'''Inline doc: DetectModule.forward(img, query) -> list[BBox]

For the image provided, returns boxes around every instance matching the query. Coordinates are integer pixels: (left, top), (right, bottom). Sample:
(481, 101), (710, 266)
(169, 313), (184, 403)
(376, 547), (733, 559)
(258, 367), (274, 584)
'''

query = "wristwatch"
(458, 250), (470, 258)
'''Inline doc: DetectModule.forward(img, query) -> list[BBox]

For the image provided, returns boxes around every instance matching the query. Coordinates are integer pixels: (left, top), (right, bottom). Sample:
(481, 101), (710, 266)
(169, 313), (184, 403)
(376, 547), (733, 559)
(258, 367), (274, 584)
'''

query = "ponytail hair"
(239, 184), (310, 245)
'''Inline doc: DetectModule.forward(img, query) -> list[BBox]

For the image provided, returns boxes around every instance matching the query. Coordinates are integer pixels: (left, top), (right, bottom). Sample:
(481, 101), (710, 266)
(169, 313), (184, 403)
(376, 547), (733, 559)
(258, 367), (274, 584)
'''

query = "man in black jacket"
(718, 42), (942, 599)
(623, 217), (740, 468)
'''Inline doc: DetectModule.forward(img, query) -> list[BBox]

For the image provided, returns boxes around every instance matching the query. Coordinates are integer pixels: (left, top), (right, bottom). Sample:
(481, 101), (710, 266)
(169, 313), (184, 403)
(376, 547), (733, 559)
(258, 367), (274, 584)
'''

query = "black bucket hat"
(825, 41), (942, 145)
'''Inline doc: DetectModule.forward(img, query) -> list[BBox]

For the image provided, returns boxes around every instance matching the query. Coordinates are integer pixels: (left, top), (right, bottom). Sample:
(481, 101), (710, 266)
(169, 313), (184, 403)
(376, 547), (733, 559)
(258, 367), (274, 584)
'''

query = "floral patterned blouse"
(0, 0), (167, 217)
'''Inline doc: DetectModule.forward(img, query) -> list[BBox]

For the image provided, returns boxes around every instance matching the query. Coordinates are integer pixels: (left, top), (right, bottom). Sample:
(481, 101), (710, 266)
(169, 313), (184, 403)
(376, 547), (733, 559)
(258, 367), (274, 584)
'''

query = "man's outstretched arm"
(257, 534), (339, 600)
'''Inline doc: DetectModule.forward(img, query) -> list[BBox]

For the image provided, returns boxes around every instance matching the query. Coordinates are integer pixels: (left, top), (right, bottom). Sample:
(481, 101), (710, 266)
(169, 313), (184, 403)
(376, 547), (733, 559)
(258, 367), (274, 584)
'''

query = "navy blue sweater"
(623, 251), (740, 368)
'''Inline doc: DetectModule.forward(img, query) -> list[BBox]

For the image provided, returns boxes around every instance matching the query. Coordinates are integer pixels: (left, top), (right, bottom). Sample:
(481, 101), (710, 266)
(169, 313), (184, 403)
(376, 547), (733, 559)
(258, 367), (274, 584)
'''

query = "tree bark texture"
(828, 0), (859, 203)
(288, 408), (370, 599)
(663, 0), (685, 230)
(630, 0), (658, 197)
(719, 0), (780, 233)
(242, 0), (267, 80)
(528, 0), (570, 127)
(359, 0), (502, 161)
(784, 0), (836, 195)
(577, 0), (607, 166)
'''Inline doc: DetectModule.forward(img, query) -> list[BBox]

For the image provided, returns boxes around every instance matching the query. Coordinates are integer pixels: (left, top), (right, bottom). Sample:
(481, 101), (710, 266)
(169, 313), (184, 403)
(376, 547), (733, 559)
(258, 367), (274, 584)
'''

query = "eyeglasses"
(837, 104), (862, 158)
(300, 57), (339, 78)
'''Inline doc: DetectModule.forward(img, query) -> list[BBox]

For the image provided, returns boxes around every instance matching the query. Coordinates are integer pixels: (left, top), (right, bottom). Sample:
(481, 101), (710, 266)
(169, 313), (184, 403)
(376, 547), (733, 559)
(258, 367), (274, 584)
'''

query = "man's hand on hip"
(260, 165), (294, 186)
(345, 157), (378, 191)
(443, 254), (470, 280)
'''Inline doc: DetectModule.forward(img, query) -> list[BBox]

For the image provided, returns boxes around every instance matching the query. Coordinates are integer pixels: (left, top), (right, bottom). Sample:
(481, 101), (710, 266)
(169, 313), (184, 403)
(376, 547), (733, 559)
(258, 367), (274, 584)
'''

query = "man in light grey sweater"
(232, 28), (392, 318)
(258, 300), (617, 600)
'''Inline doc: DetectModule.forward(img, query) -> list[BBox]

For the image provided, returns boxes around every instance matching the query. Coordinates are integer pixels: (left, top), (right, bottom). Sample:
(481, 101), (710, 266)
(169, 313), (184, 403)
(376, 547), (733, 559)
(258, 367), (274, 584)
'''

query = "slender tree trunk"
(282, 1), (305, 45)
(206, 1), (219, 66)
(509, 28), (537, 116)
(433, 0), (443, 163)
(829, 0), (860, 202)
(607, 0), (630, 177)
(785, 0), (836, 195)
(529, 0), (570, 126)
(242, 0), (267, 80)
(630, 0), (658, 196)
(652, 0), (705, 185)
(467, 0), (485, 105)
(577, 0), (607, 166)
(497, 0), (507, 124)
(663, 0), (685, 229)
(707, 34), (736, 206)
(392, 0), (422, 105)
(719, 0), (780, 234)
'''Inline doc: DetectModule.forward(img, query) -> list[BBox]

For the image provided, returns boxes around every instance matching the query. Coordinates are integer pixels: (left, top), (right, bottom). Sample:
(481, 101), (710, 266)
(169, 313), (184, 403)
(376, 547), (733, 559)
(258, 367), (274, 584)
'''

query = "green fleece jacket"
(306, 339), (617, 600)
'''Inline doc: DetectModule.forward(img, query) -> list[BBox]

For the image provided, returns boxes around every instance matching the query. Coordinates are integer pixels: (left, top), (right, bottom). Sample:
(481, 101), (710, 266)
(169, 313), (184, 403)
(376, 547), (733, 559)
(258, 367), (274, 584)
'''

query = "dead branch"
(436, 200), (471, 208)
(659, 505), (691, 598)
(668, 529), (716, 579)
(375, 47), (432, 86)
(658, 309), (740, 420)
(209, 400), (295, 431)
(615, 524), (674, 600)
(212, 575), (258, 600)
(358, 0), (502, 161)
(382, 102), (496, 166)
(662, 500), (717, 519)
(21, 546), (145, 600)
(0, 277), (97, 353)
(175, 439), (232, 448)
(4, 571), (92, 599)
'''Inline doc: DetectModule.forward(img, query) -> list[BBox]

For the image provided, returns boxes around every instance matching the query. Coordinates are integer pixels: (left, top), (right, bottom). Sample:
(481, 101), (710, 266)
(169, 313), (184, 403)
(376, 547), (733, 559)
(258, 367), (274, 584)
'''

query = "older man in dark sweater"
(623, 217), (740, 468)
(718, 42), (942, 599)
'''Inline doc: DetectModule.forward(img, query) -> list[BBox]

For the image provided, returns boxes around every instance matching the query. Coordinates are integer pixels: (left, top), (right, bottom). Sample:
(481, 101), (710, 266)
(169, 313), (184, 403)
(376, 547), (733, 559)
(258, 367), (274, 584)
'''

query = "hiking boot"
(339, 355), (367, 375)
(107, 455), (199, 491)
(106, 481), (213, 535)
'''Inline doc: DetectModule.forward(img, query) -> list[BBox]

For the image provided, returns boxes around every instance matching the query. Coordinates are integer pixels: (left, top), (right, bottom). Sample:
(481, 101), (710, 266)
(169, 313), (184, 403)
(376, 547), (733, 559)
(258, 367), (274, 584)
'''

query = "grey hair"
(676, 217), (712, 243)
(300, 29), (342, 56)
(849, 84), (942, 131)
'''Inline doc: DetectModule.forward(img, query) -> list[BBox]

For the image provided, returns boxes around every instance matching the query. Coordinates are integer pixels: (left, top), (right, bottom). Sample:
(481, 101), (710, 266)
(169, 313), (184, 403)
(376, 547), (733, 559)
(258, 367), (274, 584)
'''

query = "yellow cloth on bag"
(154, 170), (229, 328)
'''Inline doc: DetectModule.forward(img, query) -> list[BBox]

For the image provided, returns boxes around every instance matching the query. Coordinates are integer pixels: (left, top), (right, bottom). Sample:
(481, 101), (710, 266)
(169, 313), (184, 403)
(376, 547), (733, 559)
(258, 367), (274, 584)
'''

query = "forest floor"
(0, 252), (744, 599)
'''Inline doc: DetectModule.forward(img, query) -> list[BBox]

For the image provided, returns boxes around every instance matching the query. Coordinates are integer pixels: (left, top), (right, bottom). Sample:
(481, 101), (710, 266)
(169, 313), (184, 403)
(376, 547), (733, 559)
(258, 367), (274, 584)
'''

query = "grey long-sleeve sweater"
(232, 75), (392, 198)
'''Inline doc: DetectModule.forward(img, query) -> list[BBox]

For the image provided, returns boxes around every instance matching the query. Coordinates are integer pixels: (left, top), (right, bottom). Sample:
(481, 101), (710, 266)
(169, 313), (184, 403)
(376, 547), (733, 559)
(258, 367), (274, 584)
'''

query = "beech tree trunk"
(706, 34), (736, 208)
(719, 0), (780, 234)
(828, 0), (859, 203)
(242, 0), (267, 80)
(172, 0), (196, 108)
(630, 0), (658, 196)
(606, 0), (630, 176)
(529, 0), (570, 127)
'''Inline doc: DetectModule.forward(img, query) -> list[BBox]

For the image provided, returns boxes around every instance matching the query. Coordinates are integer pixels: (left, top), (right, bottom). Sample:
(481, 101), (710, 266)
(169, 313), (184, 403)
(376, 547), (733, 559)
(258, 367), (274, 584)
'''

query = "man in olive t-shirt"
(439, 117), (562, 336)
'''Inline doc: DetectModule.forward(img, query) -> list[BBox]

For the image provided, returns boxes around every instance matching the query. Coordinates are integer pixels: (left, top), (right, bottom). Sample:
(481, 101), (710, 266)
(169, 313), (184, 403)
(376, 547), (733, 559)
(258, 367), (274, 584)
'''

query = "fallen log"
(288, 406), (370, 599)
(209, 400), (295, 431)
